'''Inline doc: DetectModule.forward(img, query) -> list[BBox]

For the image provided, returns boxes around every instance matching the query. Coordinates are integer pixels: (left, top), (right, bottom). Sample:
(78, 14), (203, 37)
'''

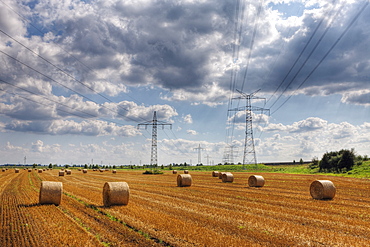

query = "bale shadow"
(18, 203), (40, 208)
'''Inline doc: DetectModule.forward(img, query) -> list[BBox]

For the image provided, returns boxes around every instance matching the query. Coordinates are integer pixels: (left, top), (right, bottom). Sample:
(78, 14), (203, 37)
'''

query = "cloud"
(182, 114), (193, 124)
(264, 117), (327, 133)
(0, 0), (368, 107)
(31, 140), (44, 152)
(258, 117), (370, 162)
(341, 90), (370, 106)
(5, 119), (140, 137)
(4, 141), (22, 151)
(186, 130), (198, 135)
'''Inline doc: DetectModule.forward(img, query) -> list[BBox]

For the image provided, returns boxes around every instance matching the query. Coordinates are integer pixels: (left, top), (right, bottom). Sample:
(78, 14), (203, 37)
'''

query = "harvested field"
(0, 169), (370, 246)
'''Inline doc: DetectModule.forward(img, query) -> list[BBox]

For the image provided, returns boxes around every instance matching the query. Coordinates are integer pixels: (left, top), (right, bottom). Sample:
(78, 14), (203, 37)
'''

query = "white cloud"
(186, 130), (198, 135)
(183, 114), (193, 124)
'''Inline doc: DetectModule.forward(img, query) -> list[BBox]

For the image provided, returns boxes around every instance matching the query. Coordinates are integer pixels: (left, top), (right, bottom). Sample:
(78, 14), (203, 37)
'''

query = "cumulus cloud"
(0, 0), (368, 107)
(5, 119), (140, 137)
(264, 117), (327, 133)
(183, 114), (193, 124)
(186, 129), (198, 135)
(258, 117), (370, 162)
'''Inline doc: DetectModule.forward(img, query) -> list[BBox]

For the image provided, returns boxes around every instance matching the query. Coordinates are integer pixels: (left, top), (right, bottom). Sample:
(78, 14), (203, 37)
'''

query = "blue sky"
(0, 0), (369, 166)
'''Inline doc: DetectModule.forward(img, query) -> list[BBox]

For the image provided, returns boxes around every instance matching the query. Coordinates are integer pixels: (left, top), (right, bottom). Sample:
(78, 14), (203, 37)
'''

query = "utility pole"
(222, 144), (238, 164)
(205, 154), (211, 165)
(138, 111), (172, 166)
(24, 156), (26, 166)
(194, 144), (205, 165)
(229, 89), (269, 167)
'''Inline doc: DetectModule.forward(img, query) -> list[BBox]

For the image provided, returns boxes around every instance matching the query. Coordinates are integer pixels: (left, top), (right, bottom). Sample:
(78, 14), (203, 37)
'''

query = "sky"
(0, 0), (369, 166)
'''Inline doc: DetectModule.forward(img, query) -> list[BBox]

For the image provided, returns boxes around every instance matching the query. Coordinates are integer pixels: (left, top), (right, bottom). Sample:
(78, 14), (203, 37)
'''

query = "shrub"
(319, 149), (357, 173)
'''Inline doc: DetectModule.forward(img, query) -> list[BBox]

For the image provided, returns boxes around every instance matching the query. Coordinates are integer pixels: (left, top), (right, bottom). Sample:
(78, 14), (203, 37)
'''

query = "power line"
(0, 49), (142, 123)
(239, 0), (263, 93)
(0, 78), (128, 126)
(267, 1), (342, 110)
(271, 1), (369, 115)
(0, 0), (142, 105)
(0, 29), (149, 123)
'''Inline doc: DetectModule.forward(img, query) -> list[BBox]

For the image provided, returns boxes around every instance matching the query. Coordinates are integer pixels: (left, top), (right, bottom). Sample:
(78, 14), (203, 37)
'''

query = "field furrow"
(1, 169), (370, 246)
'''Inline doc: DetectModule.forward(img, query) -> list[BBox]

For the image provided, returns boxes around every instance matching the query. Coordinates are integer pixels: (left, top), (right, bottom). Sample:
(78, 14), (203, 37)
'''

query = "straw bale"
(38, 169), (43, 173)
(184, 170), (189, 174)
(15, 169), (20, 173)
(66, 170), (71, 175)
(248, 175), (265, 187)
(83, 169), (88, 173)
(28, 169), (32, 172)
(177, 174), (192, 187)
(310, 180), (336, 200)
(59, 171), (65, 176)
(222, 173), (234, 183)
(103, 182), (130, 207)
(172, 170), (177, 174)
(100, 169), (104, 172)
(43, 169), (46, 171)
(2, 168), (5, 172)
(212, 171), (219, 177)
(219, 172), (227, 179)
(112, 170), (117, 174)
(39, 181), (63, 205)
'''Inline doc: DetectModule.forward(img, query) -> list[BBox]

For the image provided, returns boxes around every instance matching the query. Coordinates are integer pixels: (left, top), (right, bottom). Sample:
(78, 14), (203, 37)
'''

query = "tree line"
(310, 149), (366, 173)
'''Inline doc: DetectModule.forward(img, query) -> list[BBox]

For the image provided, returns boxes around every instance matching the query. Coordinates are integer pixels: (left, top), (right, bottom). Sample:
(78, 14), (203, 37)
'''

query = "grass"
(167, 160), (370, 179)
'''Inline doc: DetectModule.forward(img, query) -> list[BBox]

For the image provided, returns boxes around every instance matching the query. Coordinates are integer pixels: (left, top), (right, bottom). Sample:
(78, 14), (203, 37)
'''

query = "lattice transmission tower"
(229, 89), (269, 167)
(194, 144), (205, 165)
(138, 111), (172, 165)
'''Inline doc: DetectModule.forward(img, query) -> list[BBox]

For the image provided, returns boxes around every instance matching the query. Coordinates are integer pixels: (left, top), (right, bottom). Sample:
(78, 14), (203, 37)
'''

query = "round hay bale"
(66, 170), (71, 175)
(82, 169), (87, 173)
(39, 181), (63, 205)
(99, 169), (104, 172)
(15, 169), (20, 173)
(59, 171), (65, 176)
(222, 173), (234, 183)
(310, 180), (336, 200)
(248, 175), (265, 187)
(2, 168), (5, 172)
(38, 169), (43, 173)
(103, 182), (130, 207)
(172, 170), (177, 174)
(219, 172), (227, 179)
(184, 170), (189, 174)
(112, 170), (117, 174)
(212, 171), (219, 177)
(28, 169), (32, 172)
(177, 174), (192, 187)
(78, 169), (81, 171)
(43, 169), (46, 171)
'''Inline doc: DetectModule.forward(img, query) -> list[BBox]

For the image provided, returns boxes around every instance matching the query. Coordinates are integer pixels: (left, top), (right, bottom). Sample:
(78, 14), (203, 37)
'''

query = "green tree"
(48, 163), (53, 169)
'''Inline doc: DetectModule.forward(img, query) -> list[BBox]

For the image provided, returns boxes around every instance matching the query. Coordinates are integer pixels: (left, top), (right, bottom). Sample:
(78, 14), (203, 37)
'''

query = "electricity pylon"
(222, 144), (238, 164)
(194, 144), (205, 165)
(138, 111), (172, 165)
(229, 89), (269, 167)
